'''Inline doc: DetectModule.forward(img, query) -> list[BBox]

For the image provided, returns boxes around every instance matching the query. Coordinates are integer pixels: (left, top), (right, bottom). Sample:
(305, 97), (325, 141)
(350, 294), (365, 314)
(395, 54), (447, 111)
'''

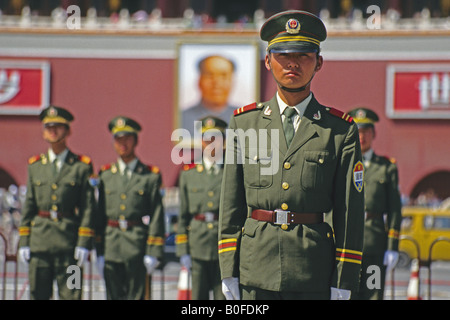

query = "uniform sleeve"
(76, 163), (96, 250)
(218, 116), (247, 279)
(145, 173), (166, 259)
(331, 123), (365, 292)
(386, 162), (402, 251)
(94, 173), (107, 256)
(18, 165), (38, 248)
(175, 170), (190, 257)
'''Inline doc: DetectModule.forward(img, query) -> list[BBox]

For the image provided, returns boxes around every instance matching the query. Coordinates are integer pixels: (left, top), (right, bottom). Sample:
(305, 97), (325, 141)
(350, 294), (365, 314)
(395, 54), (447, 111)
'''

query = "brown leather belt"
(194, 213), (218, 222)
(366, 212), (384, 220)
(252, 209), (323, 225)
(38, 210), (72, 220)
(108, 219), (142, 230)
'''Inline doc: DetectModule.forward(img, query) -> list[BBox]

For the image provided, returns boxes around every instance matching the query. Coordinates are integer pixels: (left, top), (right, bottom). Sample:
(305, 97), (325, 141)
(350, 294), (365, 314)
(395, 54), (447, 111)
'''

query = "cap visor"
(113, 131), (136, 137)
(270, 43), (318, 53)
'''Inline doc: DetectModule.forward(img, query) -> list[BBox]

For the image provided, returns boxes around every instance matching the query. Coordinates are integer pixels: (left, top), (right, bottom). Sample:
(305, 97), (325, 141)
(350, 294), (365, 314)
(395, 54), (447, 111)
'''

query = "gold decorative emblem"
(286, 18), (301, 34)
(205, 118), (215, 129)
(116, 118), (125, 128)
(48, 107), (58, 117)
(356, 109), (366, 120)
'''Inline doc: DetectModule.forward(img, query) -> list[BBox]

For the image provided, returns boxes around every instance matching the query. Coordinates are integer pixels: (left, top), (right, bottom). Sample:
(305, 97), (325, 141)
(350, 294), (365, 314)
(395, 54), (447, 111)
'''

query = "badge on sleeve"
(353, 161), (364, 192)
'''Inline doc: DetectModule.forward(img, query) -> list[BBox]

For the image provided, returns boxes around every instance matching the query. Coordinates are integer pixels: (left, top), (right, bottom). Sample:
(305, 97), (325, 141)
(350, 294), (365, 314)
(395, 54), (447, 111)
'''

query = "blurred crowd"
(0, 0), (448, 22)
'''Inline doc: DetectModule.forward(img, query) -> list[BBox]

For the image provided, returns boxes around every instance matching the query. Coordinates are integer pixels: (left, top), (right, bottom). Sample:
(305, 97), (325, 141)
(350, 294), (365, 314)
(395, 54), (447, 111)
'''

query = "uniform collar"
(363, 149), (374, 162)
(276, 92), (312, 119)
(117, 157), (138, 174)
(48, 148), (69, 164)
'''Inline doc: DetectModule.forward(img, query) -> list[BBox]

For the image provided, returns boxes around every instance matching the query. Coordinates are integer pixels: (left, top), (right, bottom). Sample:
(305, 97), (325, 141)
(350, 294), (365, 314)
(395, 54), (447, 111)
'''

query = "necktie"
(52, 158), (58, 176)
(123, 166), (130, 182)
(283, 107), (297, 147)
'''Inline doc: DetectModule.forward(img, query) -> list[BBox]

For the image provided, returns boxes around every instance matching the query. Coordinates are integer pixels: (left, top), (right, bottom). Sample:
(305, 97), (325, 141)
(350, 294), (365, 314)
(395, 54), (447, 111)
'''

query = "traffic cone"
(407, 259), (422, 300)
(177, 266), (192, 300)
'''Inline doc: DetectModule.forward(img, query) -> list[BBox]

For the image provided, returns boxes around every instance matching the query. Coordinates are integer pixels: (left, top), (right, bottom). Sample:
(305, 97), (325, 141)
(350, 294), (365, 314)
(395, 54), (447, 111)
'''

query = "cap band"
(269, 35), (321, 49)
(42, 116), (71, 126)
(112, 125), (138, 135)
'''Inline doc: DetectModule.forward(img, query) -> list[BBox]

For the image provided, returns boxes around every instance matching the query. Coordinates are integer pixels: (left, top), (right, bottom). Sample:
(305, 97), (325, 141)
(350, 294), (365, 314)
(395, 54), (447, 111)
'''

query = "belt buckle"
(204, 212), (215, 223)
(50, 210), (59, 221)
(119, 215), (128, 231)
(274, 210), (290, 230)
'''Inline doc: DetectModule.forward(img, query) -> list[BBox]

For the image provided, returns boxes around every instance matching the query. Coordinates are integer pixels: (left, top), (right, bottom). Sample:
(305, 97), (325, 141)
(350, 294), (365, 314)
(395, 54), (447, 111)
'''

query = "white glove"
(180, 254), (191, 270)
(222, 277), (240, 300)
(383, 250), (399, 271)
(18, 246), (30, 265)
(330, 287), (351, 300)
(96, 255), (105, 278)
(74, 246), (89, 267)
(143, 255), (160, 274)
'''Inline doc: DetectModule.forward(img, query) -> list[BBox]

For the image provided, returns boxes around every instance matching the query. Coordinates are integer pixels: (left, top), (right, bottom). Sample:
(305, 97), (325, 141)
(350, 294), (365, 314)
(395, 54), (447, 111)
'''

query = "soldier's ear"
(265, 54), (271, 71)
(315, 55), (323, 71)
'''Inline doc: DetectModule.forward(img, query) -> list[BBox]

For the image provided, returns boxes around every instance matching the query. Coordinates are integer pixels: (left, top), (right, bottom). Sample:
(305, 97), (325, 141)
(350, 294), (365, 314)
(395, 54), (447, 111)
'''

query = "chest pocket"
(243, 147), (273, 188)
(301, 151), (336, 191)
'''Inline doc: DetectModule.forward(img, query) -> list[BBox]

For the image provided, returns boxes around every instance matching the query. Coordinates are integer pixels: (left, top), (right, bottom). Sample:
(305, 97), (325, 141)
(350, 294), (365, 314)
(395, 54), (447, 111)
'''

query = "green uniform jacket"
(176, 163), (223, 261)
(363, 152), (402, 255)
(218, 94), (365, 293)
(96, 160), (165, 262)
(18, 150), (96, 254)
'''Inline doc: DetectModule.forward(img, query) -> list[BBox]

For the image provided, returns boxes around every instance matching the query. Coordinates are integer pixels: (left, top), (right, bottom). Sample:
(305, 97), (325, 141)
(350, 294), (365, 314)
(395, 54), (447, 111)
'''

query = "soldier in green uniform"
(348, 107), (402, 300)
(18, 105), (96, 300)
(176, 116), (227, 300)
(95, 116), (165, 300)
(218, 10), (365, 300)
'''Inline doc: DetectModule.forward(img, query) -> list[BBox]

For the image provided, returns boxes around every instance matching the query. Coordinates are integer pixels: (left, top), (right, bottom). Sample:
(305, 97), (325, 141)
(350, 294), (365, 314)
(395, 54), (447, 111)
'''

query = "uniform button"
(281, 203), (288, 210)
(51, 194), (57, 201)
(281, 224), (288, 230)
(52, 183), (58, 190)
(121, 193), (127, 200)
(282, 182), (289, 190)
(284, 162), (291, 170)
(120, 204), (126, 211)
(319, 158), (324, 164)
(51, 204), (58, 211)
(207, 201), (214, 208)
(208, 191), (214, 197)
(207, 223), (213, 229)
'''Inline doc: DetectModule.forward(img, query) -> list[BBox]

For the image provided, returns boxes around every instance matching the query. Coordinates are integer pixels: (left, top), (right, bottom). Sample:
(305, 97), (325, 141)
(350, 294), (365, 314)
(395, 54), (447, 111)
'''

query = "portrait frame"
(174, 40), (260, 147)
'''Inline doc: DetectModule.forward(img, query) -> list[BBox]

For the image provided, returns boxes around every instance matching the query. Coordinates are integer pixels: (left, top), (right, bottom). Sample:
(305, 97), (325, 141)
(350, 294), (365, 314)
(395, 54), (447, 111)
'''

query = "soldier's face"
(266, 52), (322, 90)
(113, 134), (137, 159)
(42, 124), (70, 144)
(358, 127), (375, 153)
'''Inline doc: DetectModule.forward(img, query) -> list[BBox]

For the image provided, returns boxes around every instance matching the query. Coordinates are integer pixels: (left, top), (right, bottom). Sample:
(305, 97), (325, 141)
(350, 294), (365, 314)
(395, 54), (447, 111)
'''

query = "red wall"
(1, 55), (449, 198)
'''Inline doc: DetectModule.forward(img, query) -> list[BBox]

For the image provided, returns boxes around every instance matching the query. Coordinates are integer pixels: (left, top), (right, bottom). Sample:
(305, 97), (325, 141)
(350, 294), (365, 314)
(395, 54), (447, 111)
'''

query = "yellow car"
(398, 207), (450, 268)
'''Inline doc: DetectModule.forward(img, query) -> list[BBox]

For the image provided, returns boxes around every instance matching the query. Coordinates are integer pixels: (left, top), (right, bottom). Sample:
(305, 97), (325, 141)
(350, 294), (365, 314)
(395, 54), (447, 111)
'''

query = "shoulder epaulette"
(78, 155), (92, 165)
(234, 102), (260, 116)
(327, 107), (353, 123)
(148, 165), (160, 174)
(182, 163), (197, 171)
(382, 155), (397, 164)
(28, 154), (41, 165)
(100, 163), (112, 172)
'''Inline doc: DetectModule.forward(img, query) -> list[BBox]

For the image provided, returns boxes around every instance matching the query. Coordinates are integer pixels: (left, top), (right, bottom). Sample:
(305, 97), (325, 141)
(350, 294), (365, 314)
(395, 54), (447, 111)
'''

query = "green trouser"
(28, 251), (82, 300)
(241, 285), (330, 300)
(191, 258), (225, 300)
(355, 254), (386, 300)
(104, 257), (146, 300)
